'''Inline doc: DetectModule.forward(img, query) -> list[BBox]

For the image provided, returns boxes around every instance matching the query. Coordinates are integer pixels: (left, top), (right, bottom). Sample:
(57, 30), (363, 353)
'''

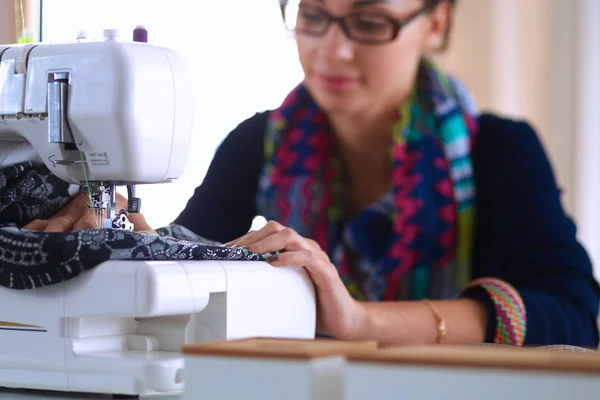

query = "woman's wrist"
(352, 301), (422, 345)
(348, 298), (487, 346)
(348, 300), (371, 341)
(353, 301), (378, 342)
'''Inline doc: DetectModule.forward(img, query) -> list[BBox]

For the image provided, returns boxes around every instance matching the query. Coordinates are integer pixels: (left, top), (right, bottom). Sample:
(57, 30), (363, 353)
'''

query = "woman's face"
(294, 0), (450, 117)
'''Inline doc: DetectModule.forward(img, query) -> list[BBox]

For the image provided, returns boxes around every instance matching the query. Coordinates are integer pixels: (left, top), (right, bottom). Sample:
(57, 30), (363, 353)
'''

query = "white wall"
(438, 0), (600, 280)
(0, 0), (17, 44)
(439, 0), (574, 211)
(574, 0), (600, 281)
(24, 0), (600, 278)
(41, 0), (304, 229)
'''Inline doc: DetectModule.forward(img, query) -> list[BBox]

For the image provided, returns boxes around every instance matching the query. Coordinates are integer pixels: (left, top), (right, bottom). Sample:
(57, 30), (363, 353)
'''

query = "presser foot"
(110, 209), (134, 230)
(86, 184), (135, 230)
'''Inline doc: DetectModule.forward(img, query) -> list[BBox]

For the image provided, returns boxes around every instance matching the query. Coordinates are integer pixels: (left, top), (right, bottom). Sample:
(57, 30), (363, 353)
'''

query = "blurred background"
(1, 0), (599, 280)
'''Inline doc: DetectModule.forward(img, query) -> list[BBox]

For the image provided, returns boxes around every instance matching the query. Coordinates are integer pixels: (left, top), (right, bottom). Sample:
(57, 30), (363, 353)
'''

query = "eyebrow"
(311, 0), (391, 7)
(351, 0), (390, 7)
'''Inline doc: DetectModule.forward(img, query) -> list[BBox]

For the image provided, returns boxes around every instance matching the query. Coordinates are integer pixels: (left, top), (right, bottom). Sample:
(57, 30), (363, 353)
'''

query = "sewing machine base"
(0, 388), (143, 399)
(0, 350), (183, 397)
(0, 260), (317, 397)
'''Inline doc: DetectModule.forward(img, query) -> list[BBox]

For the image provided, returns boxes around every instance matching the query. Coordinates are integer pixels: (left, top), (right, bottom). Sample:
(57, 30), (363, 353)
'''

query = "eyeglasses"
(280, 1), (435, 45)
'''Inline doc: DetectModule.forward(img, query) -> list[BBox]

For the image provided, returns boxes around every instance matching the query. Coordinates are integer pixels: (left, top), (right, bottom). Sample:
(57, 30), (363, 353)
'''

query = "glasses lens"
(283, 3), (329, 35)
(281, 1), (300, 31)
(280, 1), (396, 43)
(346, 14), (395, 43)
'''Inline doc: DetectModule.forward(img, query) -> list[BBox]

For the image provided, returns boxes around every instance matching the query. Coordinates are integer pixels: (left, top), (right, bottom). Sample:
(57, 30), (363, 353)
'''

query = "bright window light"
(41, 0), (303, 230)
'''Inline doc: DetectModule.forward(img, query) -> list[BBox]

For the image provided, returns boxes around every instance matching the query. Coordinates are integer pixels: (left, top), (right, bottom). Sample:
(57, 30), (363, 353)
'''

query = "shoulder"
(236, 110), (271, 131)
(208, 110), (271, 178)
(207, 110), (271, 182)
(220, 110), (271, 149)
(472, 112), (564, 202)
(474, 113), (555, 179)
(475, 112), (543, 151)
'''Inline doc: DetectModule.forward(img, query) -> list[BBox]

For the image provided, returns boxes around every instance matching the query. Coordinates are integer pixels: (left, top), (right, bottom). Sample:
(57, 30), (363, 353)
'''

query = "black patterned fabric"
(0, 162), (264, 290)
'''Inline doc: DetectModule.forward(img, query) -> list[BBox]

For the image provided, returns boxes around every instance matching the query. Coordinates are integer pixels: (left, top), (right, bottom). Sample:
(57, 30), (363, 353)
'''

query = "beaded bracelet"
(466, 277), (527, 346)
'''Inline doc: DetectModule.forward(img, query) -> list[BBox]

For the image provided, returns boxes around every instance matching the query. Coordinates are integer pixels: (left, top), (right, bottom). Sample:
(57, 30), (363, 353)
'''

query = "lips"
(316, 73), (359, 91)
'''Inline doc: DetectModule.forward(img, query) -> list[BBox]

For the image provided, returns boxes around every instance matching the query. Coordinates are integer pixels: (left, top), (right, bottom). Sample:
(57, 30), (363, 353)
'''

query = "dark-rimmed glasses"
(280, 1), (435, 45)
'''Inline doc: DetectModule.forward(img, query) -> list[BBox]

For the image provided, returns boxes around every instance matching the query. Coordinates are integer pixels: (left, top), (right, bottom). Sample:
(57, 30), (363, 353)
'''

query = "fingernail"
(226, 237), (245, 247)
(266, 255), (279, 263)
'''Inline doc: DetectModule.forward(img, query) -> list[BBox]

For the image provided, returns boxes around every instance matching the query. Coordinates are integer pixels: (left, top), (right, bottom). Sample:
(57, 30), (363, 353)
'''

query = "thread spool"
(17, 28), (35, 44)
(133, 25), (148, 43)
(103, 29), (120, 41)
(76, 29), (88, 41)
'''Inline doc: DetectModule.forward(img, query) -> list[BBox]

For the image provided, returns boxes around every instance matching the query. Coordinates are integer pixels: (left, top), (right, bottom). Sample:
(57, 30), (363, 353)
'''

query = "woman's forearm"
(355, 298), (488, 346)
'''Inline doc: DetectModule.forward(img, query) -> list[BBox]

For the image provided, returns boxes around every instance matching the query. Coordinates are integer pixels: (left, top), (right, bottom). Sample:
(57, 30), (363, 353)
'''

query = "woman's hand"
(226, 220), (367, 340)
(23, 192), (154, 233)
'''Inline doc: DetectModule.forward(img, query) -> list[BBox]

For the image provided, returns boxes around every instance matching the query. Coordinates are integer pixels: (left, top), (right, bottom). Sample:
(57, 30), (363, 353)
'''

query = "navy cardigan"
(174, 111), (600, 347)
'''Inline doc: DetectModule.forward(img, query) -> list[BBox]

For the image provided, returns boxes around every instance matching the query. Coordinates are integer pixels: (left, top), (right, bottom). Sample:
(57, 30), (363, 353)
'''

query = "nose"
(319, 22), (355, 61)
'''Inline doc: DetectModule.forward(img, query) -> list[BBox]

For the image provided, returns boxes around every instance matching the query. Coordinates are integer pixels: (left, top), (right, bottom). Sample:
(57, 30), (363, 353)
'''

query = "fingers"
(53, 192), (88, 218)
(22, 192), (146, 233)
(249, 226), (313, 254)
(43, 215), (75, 232)
(23, 219), (50, 231)
(267, 249), (338, 289)
(66, 193), (94, 217)
(227, 221), (315, 255)
(224, 233), (247, 247)
(225, 222), (281, 247)
(26, 217), (95, 232)
(44, 194), (94, 231)
(129, 212), (154, 232)
(72, 218), (98, 231)
(116, 192), (129, 211)
(225, 226), (270, 247)
(304, 238), (322, 251)
(55, 193), (97, 231)
(23, 194), (90, 232)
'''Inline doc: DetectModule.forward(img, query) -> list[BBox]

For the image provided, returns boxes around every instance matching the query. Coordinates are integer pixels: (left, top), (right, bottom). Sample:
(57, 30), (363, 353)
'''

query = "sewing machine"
(0, 38), (316, 397)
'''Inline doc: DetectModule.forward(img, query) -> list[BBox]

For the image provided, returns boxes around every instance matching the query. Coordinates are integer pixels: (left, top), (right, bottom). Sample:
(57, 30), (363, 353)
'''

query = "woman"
(29, 0), (600, 347)
(174, 0), (600, 347)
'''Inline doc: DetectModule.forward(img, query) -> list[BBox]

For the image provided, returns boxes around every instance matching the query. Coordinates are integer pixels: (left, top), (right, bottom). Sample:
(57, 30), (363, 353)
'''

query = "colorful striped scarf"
(256, 60), (479, 301)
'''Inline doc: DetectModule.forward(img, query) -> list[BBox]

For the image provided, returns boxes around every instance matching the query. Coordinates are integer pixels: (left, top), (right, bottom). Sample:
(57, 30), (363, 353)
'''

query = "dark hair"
(428, 0), (457, 51)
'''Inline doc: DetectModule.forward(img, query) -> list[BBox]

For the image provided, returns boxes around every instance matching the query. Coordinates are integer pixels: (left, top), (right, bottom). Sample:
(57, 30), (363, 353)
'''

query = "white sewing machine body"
(0, 39), (191, 184)
(0, 39), (317, 397)
(0, 260), (316, 396)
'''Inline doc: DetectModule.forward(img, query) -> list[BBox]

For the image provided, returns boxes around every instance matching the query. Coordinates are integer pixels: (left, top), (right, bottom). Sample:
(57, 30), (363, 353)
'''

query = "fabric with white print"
(0, 161), (264, 290)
